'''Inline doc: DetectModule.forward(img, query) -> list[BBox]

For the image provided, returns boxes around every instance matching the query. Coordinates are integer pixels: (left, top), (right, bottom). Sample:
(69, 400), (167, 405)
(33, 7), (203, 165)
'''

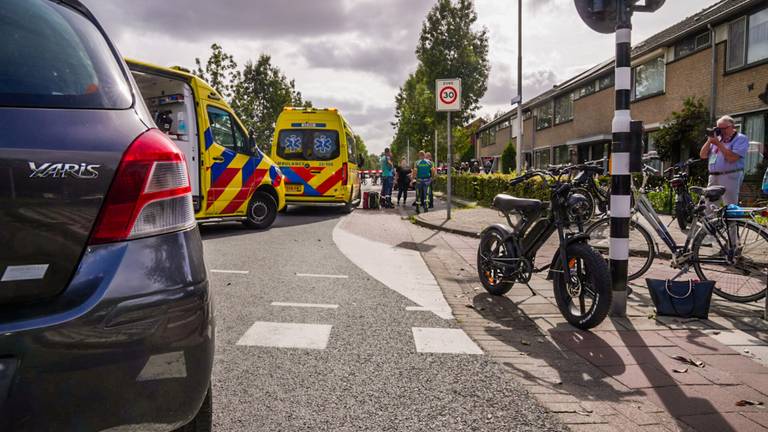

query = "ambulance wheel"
(243, 192), (277, 229)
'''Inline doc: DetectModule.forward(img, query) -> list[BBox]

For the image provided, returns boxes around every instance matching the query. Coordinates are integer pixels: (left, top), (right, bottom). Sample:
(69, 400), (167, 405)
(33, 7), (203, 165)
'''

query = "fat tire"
(552, 242), (612, 330)
(692, 221), (768, 303)
(477, 228), (515, 296)
(585, 218), (655, 281)
(174, 385), (212, 432)
(242, 191), (277, 229)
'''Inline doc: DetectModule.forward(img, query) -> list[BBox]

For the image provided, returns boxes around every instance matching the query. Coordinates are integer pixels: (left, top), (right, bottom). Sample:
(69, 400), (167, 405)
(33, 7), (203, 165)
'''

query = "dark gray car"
(0, 1), (214, 430)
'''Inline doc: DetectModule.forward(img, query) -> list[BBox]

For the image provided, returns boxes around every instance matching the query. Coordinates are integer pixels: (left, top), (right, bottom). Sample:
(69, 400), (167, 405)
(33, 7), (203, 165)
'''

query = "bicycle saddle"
(493, 194), (544, 215)
(690, 185), (726, 201)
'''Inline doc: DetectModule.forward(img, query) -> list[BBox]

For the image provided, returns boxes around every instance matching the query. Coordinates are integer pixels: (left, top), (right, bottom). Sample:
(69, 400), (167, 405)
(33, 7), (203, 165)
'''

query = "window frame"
(632, 56), (666, 101)
(726, 8), (768, 72)
(554, 92), (574, 125)
(674, 31), (711, 59)
(535, 101), (554, 131)
(207, 105), (244, 153)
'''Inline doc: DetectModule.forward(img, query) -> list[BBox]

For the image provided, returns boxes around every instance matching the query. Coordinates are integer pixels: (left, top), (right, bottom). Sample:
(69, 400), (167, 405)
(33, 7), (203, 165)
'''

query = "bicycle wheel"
(552, 242), (612, 329)
(585, 217), (655, 281)
(477, 227), (515, 296)
(692, 220), (768, 302)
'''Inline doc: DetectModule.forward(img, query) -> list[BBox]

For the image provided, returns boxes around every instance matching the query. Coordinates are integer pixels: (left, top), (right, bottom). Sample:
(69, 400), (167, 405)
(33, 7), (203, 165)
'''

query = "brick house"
(474, 0), (768, 197)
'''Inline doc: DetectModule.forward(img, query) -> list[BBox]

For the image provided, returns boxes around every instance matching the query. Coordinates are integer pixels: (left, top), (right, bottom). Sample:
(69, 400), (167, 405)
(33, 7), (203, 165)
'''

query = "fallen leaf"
(736, 400), (764, 407)
(521, 339), (530, 346)
(672, 355), (705, 368)
(647, 312), (656, 320)
(465, 304), (474, 309)
(672, 368), (688, 374)
(711, 331), (721, 335)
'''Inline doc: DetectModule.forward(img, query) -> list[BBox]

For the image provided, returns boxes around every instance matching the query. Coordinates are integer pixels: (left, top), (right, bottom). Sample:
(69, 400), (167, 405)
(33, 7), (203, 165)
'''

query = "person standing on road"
(699, 115), (749, 205)
(395, 158), (412, 206)
(425, 152), (435, 209)
(380, 148), (394, 208)
(414, 151), (435, 214)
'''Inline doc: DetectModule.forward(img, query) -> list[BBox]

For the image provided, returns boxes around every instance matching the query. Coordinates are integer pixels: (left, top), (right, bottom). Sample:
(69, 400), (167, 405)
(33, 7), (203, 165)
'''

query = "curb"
(412, 214), (481, 238)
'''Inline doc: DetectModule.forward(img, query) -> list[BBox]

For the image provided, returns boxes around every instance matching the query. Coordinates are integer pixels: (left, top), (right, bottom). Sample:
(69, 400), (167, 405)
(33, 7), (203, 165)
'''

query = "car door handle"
(212, 156), (225, 163)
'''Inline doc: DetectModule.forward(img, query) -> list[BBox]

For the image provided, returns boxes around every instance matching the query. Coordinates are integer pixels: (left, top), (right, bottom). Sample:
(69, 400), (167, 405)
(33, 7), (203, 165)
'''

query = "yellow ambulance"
(270, 107), (363, 212)
(127, 59), (285, 229)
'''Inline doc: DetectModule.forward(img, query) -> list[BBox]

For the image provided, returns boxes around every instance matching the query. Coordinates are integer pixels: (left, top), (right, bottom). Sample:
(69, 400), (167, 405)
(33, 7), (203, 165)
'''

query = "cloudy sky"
(89, 0), (711, 153)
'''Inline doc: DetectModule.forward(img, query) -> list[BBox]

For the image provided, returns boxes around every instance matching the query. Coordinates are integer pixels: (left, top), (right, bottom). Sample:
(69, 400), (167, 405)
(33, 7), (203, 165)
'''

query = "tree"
(391, 66), (435, 158)
(415, 0), (490, 124)
(654, 97), (710, 183)
(194, 43), (240, 100)
(230, 55), (310, 151)
(501, 141), (517, 174)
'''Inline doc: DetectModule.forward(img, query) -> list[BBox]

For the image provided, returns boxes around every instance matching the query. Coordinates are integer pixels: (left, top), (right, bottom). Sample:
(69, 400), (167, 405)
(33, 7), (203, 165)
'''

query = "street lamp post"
(515, 0), (523, 174)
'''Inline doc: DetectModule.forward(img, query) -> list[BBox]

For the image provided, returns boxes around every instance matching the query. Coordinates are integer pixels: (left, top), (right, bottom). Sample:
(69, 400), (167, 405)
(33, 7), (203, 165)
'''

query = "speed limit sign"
(436, 78), (461, 112)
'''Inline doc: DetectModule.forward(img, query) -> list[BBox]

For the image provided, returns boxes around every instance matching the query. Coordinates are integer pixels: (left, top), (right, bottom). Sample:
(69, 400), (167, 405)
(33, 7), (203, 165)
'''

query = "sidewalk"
(403, 199), (768, 431)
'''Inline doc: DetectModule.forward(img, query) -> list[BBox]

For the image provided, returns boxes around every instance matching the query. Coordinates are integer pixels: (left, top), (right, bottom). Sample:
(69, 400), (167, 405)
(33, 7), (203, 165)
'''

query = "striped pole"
(610, 2), (632, 316)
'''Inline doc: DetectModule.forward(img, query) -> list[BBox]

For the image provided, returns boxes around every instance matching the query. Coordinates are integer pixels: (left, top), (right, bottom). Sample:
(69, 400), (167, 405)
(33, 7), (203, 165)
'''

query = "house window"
(675, 31), (711, 58)
(535, 102), (553, 130)
(553, 145), (571, 164)
(596, 74), (614, 90)
(727, 9), (768, 70)
(554, 93), (573, 124)
(632, 56), (665, 99)
(533, 148), (550, 169)
(574, 82), (595, 100)
(742, 112), (767, 176)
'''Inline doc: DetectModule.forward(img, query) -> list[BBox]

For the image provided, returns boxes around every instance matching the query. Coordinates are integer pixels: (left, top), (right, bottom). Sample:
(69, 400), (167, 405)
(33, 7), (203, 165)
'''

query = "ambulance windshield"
(277, 129), (340, 161)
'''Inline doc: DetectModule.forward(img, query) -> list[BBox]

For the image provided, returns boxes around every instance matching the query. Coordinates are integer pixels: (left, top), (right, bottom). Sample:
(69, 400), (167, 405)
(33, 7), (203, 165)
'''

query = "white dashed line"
(237, 322), (332, 350)
(295, 273), (349, 279)
(412, 328), (483, 355)
(210, 269), (249, 274)
(271, 302), (339, 309)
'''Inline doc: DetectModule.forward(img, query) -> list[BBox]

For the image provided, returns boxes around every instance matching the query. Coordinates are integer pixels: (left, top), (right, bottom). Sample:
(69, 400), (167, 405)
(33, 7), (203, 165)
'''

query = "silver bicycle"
(585, 154), (768, 303)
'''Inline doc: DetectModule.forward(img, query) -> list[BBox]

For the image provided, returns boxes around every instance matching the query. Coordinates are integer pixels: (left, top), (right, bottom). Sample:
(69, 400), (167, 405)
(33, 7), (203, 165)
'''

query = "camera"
(706, 127), (722, 138)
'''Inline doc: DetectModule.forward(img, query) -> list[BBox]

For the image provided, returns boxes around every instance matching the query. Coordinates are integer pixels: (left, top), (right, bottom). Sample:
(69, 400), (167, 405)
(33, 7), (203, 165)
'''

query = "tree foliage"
(193, 46), (314, 152)
(231, 54), (309, 150)
(654, 97), (709, 162)
(194, 43), (240, 100)
(392, 0), (489, 162)
(501, 140), (517, 174)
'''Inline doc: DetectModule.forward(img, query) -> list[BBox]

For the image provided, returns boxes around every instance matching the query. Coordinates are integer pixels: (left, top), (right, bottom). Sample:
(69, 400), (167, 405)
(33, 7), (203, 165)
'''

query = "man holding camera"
(699, 115), (749, 205)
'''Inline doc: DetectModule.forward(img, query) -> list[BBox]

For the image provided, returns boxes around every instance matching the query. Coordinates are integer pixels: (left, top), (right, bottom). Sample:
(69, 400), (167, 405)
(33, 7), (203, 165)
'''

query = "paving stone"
(664, 335), (741, 356)
(680, 412), (766, 432)
(734, 372), (768, 397)
(696, 354), (768, 375)
(742, 412), (768, 429)
(600, 364), (678, 389)
(557, 412), (607, 424)
(640, 385), (726, 417)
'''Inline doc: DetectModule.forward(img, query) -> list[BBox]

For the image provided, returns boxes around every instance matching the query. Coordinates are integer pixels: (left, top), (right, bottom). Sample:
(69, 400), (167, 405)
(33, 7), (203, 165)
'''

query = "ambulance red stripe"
(220, 168), (268, 214)
(314, 167), (343, 195)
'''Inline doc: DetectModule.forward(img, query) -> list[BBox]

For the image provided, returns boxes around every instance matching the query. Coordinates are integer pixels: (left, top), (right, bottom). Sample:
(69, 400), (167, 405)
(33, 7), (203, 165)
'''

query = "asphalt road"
(199, 197), (562, 431)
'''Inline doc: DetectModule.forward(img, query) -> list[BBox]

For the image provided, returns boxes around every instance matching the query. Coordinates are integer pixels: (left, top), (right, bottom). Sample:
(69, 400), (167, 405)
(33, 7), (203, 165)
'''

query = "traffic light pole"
(609, 1), (633, 317)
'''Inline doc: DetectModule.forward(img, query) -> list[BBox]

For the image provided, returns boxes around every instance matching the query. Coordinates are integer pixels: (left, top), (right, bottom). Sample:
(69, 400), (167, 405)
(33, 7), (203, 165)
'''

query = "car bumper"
(0, 228), (214, 432)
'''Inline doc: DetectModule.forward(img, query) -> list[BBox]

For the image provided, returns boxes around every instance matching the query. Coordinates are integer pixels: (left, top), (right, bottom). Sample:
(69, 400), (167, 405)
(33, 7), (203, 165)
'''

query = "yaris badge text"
(28, 162), (101, 179)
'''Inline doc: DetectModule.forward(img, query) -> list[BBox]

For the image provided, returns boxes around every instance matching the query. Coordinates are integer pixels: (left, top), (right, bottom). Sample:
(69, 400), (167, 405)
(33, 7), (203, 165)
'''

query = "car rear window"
(0, 0), (131, 109)
(277, 129), (340, 161)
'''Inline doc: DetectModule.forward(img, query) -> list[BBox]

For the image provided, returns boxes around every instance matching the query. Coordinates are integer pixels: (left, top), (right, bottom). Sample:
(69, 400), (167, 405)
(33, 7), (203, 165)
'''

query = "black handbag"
(646, 279), (715, 319)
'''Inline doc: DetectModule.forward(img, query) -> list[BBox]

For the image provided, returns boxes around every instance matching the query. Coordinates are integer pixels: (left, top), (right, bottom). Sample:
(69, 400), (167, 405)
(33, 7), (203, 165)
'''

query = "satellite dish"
(574, 0), (617, 34)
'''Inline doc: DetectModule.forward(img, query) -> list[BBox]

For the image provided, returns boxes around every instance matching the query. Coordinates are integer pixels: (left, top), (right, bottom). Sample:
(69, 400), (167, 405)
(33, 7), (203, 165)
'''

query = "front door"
(203, 105), (248, 215)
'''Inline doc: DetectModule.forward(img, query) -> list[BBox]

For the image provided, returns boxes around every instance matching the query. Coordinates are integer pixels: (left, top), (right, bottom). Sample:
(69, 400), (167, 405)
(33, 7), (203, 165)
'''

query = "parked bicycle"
(571, 158), (610, 220)
(665, 158), (702, 231)
(477, 169), (612, 329)
(585, 154), (768, 303)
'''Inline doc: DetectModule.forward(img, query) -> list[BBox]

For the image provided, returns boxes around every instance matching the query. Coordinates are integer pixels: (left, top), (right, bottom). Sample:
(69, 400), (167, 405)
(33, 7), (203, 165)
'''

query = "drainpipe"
(709, 23), (717, 123)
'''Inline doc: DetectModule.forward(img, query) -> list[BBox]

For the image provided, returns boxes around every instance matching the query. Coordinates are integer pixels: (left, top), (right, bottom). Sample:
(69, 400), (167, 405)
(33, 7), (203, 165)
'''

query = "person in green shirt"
(379, 148), (394, 208)
(413, 150), (435, 213)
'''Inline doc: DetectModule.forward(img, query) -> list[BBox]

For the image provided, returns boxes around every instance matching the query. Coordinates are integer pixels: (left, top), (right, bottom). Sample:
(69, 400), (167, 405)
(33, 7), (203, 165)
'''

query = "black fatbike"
(477, 170), (612, 330)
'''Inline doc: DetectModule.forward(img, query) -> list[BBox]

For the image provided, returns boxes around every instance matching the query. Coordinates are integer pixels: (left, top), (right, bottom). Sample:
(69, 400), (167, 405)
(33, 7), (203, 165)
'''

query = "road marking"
(210, 269), (249, 274)
(333, 226), (453, 319)
(405, 306), (432, 312)
(295, 273), (349, 279)
(271, 302), (339, 309)
(412, 327), (483, 355)
(237, 321), (332, 350)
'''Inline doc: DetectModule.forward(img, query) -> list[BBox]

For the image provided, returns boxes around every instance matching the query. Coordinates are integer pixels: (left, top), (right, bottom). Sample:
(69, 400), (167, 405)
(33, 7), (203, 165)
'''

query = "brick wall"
(632, 48), (712, 125)
(715, 42), (768, 116)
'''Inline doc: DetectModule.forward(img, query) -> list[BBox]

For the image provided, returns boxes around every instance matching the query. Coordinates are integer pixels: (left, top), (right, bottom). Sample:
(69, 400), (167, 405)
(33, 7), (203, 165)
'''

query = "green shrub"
(433, 173), (549, 206)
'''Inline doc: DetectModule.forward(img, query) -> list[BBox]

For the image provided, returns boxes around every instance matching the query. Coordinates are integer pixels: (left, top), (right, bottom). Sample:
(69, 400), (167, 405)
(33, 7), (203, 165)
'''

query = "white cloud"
(88, 0), (711, 154)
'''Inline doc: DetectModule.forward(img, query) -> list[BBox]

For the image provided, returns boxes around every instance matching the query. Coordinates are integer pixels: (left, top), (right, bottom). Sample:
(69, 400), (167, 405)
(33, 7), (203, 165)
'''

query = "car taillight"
(89, 129), (195, 245)
(341, 162), (349, 186)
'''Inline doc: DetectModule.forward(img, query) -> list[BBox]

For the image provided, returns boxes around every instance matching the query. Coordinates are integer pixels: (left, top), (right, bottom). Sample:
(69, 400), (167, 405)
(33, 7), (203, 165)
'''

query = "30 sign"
(436, 79), (461, 112)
